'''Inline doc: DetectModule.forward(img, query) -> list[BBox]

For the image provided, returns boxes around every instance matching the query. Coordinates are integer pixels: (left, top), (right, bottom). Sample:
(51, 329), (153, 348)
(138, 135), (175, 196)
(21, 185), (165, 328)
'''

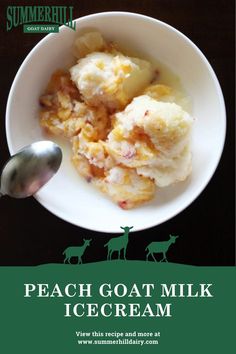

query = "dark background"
(0, 0), (235, 266)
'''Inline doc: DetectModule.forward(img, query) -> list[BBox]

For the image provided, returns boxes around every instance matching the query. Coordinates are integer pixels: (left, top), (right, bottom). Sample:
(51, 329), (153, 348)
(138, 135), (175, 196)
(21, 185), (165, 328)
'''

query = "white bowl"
(6, 12), (226, 233)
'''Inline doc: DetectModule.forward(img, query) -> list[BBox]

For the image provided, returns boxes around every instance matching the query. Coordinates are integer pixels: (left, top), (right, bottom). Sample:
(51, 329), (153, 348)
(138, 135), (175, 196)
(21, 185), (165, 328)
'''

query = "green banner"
(23, 24), (59, 33)
(0, 261), (235, 353)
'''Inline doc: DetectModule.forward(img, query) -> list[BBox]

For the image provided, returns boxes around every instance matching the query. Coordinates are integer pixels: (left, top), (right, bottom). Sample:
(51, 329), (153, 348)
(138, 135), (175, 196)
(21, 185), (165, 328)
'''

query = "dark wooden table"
(0, 0), (234, 266)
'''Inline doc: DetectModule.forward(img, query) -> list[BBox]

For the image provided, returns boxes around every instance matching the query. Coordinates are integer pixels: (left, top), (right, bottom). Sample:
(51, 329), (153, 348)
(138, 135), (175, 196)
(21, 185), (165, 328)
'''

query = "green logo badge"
(6, 6), (76, 33)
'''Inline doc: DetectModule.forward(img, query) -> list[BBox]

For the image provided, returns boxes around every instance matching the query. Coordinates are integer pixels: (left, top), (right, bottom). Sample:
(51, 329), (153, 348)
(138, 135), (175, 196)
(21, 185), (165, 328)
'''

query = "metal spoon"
(0, 141), (62, 198)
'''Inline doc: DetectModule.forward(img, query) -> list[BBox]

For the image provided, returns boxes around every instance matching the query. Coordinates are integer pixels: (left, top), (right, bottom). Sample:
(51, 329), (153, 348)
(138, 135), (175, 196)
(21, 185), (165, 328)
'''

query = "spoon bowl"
(0, 141), (62, 198)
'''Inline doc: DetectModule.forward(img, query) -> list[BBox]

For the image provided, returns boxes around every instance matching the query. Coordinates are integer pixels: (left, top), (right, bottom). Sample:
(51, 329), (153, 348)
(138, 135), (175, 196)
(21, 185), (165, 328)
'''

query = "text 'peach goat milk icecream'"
(39, 31), (193, 209)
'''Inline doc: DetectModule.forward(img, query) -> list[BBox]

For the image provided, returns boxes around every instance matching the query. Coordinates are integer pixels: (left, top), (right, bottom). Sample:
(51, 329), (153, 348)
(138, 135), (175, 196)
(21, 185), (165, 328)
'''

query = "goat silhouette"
(104, 226), (133, 260)
(63, 239), (91, 264)
(146, 235), (179, 262)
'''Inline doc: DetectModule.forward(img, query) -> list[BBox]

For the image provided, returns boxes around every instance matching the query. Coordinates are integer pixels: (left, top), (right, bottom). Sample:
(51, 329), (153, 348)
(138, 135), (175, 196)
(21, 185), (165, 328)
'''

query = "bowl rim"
(5, 11), (226, 233)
